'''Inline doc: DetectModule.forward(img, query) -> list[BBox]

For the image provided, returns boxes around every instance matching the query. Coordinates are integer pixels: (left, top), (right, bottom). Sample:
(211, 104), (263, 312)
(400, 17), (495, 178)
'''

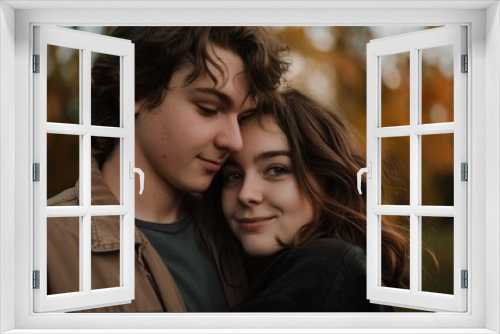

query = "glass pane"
(47, 216), (81, 294)
(47, 134), (80, 205)
(421, 45), (454, 124)
(91, 215), (121, 290)
(91, 52), (121, 127)
(421, 134), (454, 206)
(381, 137), (410, 205)
(47, 45), (80, 124)
(381, 215), (410, 290)
(91, 137), (121, 205)
(421, 216), (454, 294)
(381, 52), (410, 127)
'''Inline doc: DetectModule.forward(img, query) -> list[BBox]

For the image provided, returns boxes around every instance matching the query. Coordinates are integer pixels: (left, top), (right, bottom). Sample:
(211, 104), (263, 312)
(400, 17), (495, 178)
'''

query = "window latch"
(129, 162), (144, 195)
(357, 162), (371, 195)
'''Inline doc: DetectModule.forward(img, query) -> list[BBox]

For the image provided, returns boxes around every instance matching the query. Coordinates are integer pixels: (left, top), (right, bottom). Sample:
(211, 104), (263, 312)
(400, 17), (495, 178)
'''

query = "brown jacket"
(47, 160), (246, 312)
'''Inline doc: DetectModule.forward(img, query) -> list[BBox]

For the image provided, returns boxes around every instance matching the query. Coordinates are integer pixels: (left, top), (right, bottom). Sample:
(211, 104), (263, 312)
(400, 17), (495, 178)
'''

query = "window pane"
(381, 137), (410, 205)
(47, 45), (80, 124)
(47, 133), (80, 205)
(91, 137), (121, 205)
(47, 216), (81, 295)
(381, 52), (410, 127)
(91, 215), (121, 290)
(91, 52), (121, 127)
(421, 216), (454, 294)
(381, 215), (410, 290)
(421, 133), (454, 206)
(421, 45), (454, 124)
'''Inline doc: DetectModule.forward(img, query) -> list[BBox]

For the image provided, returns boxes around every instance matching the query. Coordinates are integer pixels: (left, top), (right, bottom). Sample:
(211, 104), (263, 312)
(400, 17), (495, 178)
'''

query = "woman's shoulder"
(298, 237), (363, 254)
(240, 238), (376, 312)
(281, 238), (365, 270)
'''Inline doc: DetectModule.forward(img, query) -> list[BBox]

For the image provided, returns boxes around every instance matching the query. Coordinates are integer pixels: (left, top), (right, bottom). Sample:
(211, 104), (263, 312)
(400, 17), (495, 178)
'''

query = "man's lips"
(197, 156), (224, 172)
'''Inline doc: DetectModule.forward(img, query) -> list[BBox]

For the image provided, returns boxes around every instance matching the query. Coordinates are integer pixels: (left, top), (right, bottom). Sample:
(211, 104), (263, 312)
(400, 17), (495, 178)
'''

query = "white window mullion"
(119, 55), (125, 289)
(372, 126), (411, 138)
(413, 123), (454, 135)
(122, 40), (135, 296)
(82, 214), (92, 294)
(81, 47), (92, 295)
(453, 26), (468, 312)
(373, 205), (455, 217)
(78, 49), (84, 294)
(409, 45), (420, 296)
(373, 205), (411, 215)
(46, 123), (130, 138)
(33, 27), (49, 307)
(365, 42), (379, 299)
(373, 123), (454, 138)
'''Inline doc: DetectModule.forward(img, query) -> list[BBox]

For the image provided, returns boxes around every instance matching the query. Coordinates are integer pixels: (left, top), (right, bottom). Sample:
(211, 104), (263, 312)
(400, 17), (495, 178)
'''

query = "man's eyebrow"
(192, 87), (232, 106)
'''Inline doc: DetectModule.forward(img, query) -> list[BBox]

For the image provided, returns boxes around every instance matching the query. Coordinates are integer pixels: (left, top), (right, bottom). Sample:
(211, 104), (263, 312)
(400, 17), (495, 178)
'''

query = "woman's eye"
(267, 166), (287, 176)
(223, 173), (242, 183)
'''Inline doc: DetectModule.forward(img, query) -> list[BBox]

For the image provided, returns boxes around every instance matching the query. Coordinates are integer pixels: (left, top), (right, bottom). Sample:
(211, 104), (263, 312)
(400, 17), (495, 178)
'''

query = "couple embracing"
(47, 27), (406, 312)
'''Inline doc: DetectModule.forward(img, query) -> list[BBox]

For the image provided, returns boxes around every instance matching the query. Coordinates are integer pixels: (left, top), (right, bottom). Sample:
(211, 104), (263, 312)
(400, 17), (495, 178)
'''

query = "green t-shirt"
(136, 215), (228, 312)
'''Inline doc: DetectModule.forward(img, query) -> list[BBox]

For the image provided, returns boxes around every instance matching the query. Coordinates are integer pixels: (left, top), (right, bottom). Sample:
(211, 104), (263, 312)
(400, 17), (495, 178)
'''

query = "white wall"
(485, 2), (500, 333)
(4, 4), (496, 332)
(0, 2), (16, 334)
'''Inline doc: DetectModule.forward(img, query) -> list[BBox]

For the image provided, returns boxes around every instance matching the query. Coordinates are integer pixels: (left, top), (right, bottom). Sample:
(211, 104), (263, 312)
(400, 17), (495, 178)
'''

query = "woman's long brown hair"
(207, 88), (414, 289)
(269, 89), (410, 288)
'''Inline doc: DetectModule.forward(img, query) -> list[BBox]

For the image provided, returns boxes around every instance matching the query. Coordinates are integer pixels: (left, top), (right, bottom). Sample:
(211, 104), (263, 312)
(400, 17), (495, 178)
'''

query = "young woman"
(207, 89), (410, 312)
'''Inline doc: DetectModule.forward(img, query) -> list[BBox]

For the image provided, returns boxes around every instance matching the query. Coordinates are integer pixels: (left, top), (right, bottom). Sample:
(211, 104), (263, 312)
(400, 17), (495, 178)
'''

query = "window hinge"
(461, 163), (468, 181)
(33, 270), (40, 289)
(33, 163), (40, 182)
(33, 54), (40, 73)
(461, 270), (468, 289)
(461, 54), (468, 73)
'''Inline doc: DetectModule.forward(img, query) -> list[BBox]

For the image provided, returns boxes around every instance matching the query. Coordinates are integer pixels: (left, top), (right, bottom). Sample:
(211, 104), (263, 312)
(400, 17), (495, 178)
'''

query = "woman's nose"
(237, 176), (263, 206)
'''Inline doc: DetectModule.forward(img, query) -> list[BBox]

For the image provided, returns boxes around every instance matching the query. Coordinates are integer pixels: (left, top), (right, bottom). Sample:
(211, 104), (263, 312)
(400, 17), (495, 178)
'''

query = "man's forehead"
(180, 65), (256, 109)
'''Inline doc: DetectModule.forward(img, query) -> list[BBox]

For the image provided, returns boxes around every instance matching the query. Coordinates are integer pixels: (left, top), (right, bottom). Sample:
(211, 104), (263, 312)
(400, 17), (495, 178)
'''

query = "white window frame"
(366, 26), (467, 312)
(33, 25), (136, 313)
(0, 1), (499, 333)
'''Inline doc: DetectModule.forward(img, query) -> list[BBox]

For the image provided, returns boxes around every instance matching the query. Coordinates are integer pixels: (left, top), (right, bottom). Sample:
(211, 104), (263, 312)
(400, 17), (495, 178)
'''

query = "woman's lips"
(236, 217), (274, 232)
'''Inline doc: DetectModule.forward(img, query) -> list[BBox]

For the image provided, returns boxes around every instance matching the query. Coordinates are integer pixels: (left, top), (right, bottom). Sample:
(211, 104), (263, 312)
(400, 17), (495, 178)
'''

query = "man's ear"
(135, 101), (142, 115)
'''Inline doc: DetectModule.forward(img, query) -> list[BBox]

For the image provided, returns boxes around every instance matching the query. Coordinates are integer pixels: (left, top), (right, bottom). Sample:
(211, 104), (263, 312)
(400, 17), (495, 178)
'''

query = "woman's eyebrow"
(223, 151), (290, 169)
(255, 150), (291, 162)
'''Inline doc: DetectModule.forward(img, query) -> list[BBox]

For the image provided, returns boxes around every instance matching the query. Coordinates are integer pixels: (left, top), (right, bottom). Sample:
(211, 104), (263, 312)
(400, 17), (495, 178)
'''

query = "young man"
(47, 27), (288, 312)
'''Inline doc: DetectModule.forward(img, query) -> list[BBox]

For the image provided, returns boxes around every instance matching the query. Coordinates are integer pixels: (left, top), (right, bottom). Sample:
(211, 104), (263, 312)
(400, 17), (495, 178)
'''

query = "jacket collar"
(75, 158), (147, 252)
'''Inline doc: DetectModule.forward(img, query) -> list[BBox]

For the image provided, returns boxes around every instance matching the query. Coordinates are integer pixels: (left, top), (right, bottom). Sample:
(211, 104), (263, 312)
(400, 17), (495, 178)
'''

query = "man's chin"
(184, 181), (212, 194)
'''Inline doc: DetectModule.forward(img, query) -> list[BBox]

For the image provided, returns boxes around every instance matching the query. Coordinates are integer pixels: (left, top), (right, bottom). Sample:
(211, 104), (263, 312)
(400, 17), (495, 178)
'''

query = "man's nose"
(215, 117), (243, 153)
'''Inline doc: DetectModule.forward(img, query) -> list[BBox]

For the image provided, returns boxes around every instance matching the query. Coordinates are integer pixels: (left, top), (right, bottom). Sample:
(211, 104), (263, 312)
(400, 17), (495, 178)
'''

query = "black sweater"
(239, 238), (392, 312)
